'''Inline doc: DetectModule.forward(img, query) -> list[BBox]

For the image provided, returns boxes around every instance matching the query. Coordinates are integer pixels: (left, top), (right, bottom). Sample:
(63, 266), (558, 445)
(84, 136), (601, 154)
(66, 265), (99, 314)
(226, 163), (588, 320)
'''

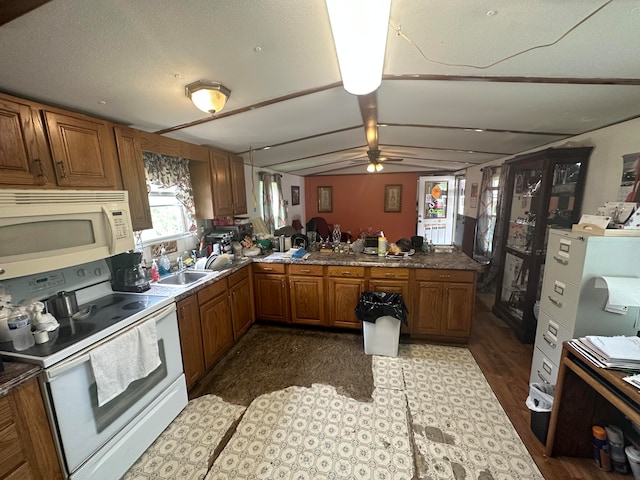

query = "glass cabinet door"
(506, 168), (543, 254)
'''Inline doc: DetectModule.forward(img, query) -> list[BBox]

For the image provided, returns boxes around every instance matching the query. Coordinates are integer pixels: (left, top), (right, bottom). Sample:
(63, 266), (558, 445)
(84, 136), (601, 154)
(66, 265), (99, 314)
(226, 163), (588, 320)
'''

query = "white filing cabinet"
(530, 228), (640, 385)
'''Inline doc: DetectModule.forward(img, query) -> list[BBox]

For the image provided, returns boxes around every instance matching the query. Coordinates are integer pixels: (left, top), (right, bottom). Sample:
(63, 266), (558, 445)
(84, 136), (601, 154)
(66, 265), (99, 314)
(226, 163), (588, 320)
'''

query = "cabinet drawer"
(415, 269), (475, 283)
(540, 276), (579, 328)
(529, 348), (558, 386)
(197, 279), (228, 304)
(253, 263), (286, 274)
(289, 264), (323, 276)
(228, 265), (249, 287)
(535, 310), (572, 367)
(370, 267), (409, 280)
(327, 266), (365, 278)
(545, 233), (587, 284)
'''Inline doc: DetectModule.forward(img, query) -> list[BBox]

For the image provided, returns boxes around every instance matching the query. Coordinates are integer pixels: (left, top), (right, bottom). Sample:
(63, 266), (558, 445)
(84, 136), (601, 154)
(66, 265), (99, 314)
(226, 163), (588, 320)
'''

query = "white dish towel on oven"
(90, 318), (162, 407)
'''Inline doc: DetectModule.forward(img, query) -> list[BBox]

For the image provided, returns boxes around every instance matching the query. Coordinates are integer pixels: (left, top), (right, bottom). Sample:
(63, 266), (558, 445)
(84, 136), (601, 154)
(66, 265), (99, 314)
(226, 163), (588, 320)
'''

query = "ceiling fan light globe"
(367, 163), (376, 173)
(375, 163), (383, 172)
(326, 0), (390, 96)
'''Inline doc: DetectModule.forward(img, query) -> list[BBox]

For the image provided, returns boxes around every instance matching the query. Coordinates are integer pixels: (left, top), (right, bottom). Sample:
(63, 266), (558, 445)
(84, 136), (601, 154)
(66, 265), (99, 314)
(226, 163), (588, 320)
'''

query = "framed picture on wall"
(291, 186), (300, 206)
(384, 184), (402, 212)
(470, 183), (478, 208)
(318, 186), (332, 212)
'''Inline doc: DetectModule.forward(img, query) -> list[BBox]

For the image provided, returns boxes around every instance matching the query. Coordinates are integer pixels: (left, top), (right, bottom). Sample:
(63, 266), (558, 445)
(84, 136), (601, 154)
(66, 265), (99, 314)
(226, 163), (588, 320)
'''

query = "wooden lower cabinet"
(368, 268), (410, 334)
(176, 295), (205, 389)
(0, 378), (63, 480)
(289, 265), (325, 326)
(198, 280), (234, 369)
(229, 267), (254, 338)
(412, 269), (476, 341)
(327, 266), (366, 329)
(254, 263), (289, 323)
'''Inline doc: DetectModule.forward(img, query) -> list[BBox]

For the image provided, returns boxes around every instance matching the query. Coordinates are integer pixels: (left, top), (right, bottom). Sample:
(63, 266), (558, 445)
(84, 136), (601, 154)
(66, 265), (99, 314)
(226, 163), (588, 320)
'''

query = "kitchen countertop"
(254, 250), (483, 271)
(145, 250), (481, 302)
(0, 360), (41, 398)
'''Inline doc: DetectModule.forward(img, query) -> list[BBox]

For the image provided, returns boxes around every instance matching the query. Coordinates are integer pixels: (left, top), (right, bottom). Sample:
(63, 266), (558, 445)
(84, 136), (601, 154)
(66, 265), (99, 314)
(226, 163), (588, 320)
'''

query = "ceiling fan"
(354, 92), (403, 172)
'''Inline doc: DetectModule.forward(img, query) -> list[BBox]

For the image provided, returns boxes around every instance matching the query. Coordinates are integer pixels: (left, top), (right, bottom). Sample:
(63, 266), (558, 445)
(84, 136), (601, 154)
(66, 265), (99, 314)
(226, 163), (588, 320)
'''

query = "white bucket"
(625, 445), (640, 480)
(363, 316), (401, 357)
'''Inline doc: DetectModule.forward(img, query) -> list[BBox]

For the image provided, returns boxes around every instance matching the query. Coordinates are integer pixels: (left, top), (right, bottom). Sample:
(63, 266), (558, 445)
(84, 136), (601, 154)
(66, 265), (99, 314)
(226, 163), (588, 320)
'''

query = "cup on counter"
(8, 312), (35, 351)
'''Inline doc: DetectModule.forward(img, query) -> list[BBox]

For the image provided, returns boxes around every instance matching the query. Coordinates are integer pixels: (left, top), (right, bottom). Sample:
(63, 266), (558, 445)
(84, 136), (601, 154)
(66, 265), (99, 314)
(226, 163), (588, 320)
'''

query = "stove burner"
(122, 301), (148, 311)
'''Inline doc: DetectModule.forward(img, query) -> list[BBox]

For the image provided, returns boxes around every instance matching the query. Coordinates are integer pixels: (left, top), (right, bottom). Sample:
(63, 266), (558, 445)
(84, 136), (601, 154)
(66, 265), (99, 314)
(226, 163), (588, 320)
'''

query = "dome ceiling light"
(185, 81), (231, 114)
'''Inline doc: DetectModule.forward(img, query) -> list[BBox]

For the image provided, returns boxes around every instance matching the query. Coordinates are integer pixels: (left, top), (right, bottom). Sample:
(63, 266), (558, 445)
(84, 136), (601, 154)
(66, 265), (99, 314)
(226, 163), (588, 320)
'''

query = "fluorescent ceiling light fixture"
(185, 81), (231, 114)
(326, 0), (391, 95)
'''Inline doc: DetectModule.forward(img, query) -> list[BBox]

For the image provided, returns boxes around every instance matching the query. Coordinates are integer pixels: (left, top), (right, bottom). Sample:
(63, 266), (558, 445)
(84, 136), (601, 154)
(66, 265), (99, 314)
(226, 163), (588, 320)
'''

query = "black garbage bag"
(355, 292), (409, 325)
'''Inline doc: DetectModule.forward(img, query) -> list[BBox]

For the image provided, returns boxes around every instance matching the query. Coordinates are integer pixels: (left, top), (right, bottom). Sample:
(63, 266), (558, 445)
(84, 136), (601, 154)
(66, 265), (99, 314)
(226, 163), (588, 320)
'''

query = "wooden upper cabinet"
(113, 126), (152, 231)
(230, 154), (247, 215)
(43, 110), (121, 188)
(210, 150), (234, 217)
(0, 95), (54, 186)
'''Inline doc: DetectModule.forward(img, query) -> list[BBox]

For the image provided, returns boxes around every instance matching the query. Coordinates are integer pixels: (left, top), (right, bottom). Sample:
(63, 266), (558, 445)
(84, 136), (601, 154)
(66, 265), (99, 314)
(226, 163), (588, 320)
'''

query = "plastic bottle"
(378, 231), (387, 256)
(606, 425), (628, 474)
(593, 425), (612, 471)
(7, 312), (35, 351)
(159, 247), (171, 276)
(151, 259), (160, 282)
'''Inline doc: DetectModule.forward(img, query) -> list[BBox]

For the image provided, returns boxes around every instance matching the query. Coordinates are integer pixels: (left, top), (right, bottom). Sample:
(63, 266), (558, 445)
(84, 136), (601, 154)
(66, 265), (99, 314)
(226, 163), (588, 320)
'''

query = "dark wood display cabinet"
(493, 147), (592, 343)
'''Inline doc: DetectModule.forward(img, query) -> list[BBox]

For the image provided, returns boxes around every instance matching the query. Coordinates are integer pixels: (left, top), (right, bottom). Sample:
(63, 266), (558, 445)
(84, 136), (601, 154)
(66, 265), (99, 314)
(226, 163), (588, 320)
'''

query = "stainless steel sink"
(156, 271), (211, 286)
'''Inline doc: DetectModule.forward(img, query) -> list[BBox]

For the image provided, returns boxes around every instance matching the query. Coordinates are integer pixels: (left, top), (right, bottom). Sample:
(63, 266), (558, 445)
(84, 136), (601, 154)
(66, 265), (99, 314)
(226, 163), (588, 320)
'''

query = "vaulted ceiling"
(1, 0), (639, 175)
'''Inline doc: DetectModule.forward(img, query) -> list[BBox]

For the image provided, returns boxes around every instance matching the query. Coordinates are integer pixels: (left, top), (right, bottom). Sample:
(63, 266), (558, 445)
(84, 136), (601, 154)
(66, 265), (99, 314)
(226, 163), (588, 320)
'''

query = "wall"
(304, 173), (419, 243)
(243, 164), (306, 230)
(464, 116), (640, 219)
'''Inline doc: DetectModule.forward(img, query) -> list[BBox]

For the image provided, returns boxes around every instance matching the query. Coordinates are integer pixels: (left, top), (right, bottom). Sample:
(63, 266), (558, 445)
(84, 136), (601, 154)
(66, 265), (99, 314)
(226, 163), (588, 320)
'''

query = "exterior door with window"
(417, 175), (456, 244)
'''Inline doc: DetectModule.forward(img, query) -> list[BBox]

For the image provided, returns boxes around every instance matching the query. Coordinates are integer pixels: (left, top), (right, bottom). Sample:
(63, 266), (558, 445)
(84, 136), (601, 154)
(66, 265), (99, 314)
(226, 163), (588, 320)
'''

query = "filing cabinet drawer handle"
(542, 333), (557, 348)
(553, 256), (569, 265)
(537, 371), (550, 384)
(548, 296), (563, 308)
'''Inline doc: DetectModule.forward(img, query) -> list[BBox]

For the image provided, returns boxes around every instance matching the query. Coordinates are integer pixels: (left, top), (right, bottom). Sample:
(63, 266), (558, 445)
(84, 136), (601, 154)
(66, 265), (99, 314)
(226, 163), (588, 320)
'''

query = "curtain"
(475, 167), (496, 256)
(259, 171), (286, 234)
(142, 151), (195, 222)
(477, 163), (511, 292)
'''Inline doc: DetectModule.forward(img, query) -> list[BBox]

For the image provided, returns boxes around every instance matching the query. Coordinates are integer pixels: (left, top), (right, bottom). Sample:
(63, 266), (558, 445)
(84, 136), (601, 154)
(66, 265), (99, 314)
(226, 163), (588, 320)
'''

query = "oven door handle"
(45, 303), (176, 380)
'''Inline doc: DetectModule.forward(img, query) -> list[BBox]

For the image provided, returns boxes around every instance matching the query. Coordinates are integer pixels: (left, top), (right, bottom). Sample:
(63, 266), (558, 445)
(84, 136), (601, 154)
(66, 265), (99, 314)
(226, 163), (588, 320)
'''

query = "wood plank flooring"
(470, 294), (619, 480)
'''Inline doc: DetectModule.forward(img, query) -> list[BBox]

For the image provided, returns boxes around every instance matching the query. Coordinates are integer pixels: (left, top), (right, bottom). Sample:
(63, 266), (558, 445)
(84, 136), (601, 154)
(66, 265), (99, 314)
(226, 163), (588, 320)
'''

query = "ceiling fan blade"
(358, 92), (379, 152)
(379, 156), (403, 162)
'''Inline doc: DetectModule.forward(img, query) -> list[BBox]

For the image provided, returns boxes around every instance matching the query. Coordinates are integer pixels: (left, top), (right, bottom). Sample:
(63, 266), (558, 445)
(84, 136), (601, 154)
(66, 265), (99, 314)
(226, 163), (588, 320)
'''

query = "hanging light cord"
(391, 0), (612, 70)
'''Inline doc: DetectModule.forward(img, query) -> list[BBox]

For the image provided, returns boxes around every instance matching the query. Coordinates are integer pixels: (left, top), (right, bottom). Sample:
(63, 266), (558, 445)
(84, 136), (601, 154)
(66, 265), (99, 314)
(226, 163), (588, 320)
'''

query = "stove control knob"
(77, 268), (87, 277)
(94, 268), (102, 277)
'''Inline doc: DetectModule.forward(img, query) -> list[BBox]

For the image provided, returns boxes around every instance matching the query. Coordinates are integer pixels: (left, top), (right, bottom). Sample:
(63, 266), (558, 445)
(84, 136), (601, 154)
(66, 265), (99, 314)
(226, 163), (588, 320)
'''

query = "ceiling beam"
(0, 0), (51, 26)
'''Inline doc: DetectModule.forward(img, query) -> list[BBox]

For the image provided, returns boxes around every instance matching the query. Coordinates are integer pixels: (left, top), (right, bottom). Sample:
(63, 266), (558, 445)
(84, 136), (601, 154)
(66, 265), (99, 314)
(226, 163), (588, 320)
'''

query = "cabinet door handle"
(537, 371), (550, 384)
(439, 274), (451, 279)
(553, 256), (568, 265)
(300, 269), (311, 273)
(384, 273), (395, 277)
(542, 333), (557, 348)
(262, 267), (274, 272)
(548, 296), (563, 308)
(341, 271), (352, 276)
(56, 161), (66, 177)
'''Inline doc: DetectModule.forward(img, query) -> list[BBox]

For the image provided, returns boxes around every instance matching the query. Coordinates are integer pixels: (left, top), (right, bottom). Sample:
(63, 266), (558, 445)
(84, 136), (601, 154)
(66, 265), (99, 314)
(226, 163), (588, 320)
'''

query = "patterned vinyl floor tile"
(372, 355), (405, 391)
(206, 383), (414, 480)
(398, 344), (543, 480)
(123, 394), (245, 480)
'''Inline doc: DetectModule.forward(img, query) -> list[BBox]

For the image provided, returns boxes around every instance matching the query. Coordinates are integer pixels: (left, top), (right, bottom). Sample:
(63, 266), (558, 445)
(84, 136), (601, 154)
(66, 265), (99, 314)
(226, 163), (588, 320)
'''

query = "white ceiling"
(1, 0), (639, 175)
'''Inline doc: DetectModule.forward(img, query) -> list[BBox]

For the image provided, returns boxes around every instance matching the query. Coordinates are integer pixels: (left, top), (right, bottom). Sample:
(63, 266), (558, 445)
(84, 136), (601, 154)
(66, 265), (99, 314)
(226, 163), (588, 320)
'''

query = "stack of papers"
(570, 335), (640, 370)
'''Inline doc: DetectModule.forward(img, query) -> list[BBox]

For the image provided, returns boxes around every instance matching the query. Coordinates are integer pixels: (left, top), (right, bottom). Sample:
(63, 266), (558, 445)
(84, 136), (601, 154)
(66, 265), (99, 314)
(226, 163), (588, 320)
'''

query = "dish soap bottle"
(158, 248), (171, 276)
(378, 231), (387, 256)
(151, 259), (160, 282)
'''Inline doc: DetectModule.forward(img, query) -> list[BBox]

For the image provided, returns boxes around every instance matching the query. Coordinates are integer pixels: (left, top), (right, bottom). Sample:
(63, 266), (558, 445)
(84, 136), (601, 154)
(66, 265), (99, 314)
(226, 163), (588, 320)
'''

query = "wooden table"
(545, 341), (640, 457)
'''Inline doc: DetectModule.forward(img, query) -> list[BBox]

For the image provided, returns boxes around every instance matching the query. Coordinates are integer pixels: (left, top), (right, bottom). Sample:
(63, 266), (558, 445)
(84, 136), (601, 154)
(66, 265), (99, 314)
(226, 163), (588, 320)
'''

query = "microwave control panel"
(111, 210), (130, 240)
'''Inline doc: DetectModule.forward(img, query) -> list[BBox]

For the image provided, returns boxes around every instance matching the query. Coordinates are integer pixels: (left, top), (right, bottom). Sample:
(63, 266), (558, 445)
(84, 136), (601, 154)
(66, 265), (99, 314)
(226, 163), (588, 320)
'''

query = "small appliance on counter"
(106, 251), (150, 292)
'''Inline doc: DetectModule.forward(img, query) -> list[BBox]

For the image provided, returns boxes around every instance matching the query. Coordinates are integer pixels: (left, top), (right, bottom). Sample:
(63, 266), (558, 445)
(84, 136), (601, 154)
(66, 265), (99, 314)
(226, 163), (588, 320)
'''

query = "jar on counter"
(7, 312), (35, 351)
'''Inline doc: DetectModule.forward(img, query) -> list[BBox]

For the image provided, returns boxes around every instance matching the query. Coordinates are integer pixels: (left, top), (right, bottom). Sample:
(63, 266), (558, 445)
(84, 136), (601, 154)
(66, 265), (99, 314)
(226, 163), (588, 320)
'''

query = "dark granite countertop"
(0, 360), (42, 398)
(253, 250), (483, 271)
(146, 250), (481, 302)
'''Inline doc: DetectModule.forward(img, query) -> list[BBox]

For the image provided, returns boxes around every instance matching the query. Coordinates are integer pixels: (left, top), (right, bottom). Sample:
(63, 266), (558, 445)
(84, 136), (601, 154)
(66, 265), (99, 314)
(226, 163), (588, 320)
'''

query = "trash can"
(526, 383), (555, 444)
(355, 292), (408, 357)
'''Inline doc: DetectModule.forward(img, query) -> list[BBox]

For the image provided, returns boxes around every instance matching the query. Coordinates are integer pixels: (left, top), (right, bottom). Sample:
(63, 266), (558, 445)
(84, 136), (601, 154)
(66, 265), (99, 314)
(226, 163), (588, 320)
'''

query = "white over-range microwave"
(0, 189), (134, 280)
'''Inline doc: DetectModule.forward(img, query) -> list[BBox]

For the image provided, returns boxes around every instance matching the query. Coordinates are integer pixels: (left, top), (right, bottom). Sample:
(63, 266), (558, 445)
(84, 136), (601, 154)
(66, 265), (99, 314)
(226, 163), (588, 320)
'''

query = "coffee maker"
(106, 251), (150, 293)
